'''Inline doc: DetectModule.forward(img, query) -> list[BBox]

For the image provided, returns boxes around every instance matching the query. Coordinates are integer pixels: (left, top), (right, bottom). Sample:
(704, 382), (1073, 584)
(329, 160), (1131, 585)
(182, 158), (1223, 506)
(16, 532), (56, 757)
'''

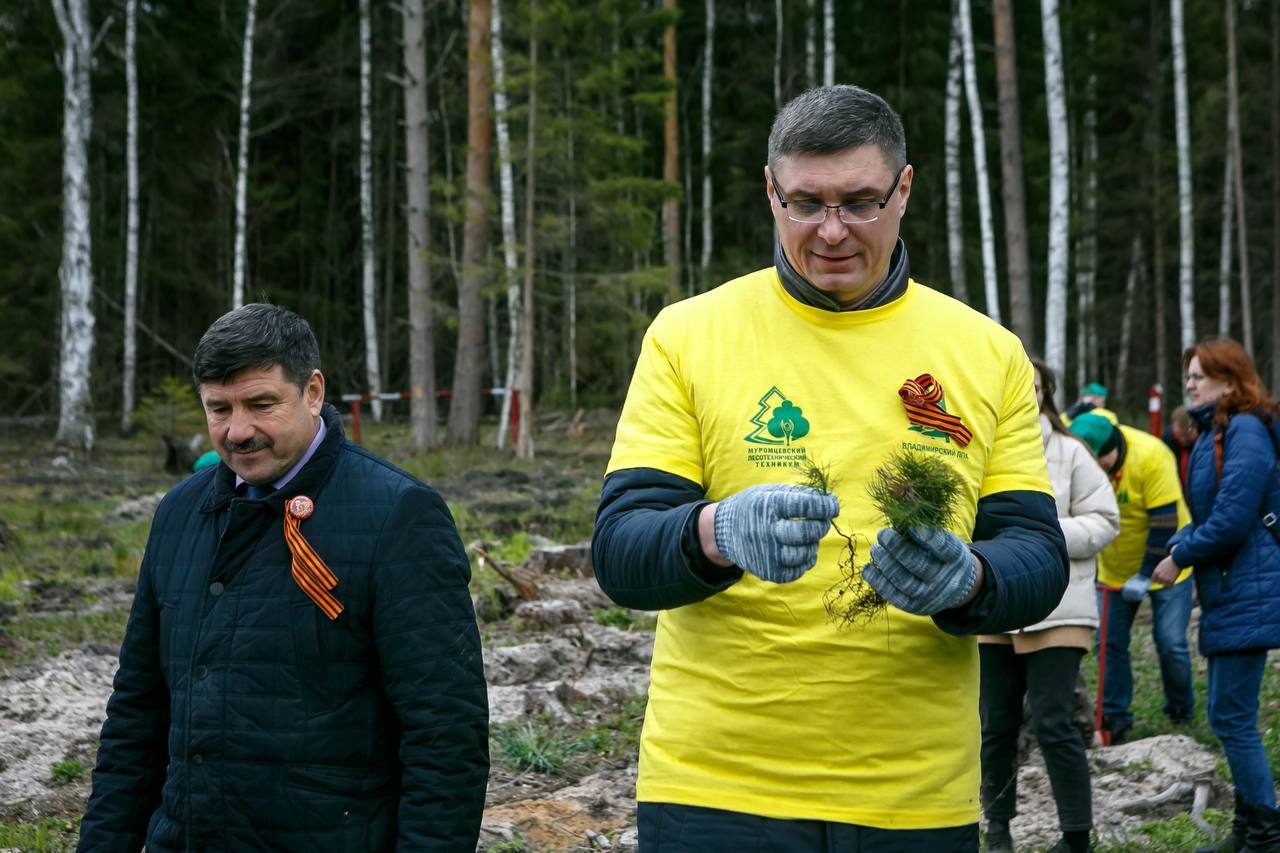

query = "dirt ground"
(0, 418), (1244, 851)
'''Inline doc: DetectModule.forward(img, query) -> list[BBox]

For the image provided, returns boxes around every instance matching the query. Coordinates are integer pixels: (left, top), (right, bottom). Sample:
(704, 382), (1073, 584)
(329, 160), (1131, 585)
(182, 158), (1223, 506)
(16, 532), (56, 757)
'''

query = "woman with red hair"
(1154, 337), (1280, 853)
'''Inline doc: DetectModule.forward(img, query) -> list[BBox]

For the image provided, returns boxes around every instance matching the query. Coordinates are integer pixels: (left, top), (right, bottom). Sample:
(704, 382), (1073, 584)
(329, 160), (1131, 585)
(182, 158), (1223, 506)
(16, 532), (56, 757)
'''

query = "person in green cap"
(1064, 382), (1118, 426)
(1069, 412), (1193, 744)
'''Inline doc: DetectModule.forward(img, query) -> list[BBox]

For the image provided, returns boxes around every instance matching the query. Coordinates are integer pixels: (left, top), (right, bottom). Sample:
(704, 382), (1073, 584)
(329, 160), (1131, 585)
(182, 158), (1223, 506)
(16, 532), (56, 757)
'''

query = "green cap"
(1069, 413), (1119, 457)
(1081, 382), (1108, 400)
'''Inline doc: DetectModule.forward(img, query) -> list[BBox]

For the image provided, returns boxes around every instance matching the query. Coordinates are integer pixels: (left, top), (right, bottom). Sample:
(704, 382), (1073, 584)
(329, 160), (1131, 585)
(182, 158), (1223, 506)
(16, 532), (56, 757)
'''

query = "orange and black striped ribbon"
(283, 514), (344, 620)
(899, 374), (973, 446)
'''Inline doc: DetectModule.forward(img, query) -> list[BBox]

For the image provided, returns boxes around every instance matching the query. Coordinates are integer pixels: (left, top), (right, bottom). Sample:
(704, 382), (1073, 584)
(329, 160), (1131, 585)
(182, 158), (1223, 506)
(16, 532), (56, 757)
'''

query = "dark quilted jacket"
(1177, 405), (1280, 655)
(78, 405), (489, 851)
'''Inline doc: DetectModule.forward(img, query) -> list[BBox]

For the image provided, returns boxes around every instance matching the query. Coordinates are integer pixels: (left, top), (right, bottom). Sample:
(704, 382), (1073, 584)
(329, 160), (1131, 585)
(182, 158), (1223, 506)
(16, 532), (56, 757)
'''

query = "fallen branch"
(469, 541), (541, 600)
(1190, 780), (1213, 835)
(1116, 781), (1193, 813)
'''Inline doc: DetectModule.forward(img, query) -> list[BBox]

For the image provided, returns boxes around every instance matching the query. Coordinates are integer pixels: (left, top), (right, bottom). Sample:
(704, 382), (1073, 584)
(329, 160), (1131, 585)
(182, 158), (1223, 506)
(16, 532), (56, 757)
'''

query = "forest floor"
(0, 410), (1272, 852)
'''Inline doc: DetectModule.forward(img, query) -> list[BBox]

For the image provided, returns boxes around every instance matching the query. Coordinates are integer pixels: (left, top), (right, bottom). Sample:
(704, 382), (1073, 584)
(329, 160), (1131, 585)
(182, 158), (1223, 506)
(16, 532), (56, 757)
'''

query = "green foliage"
(494, 719), (588, 775)
(486, 836), (531, 853)
(592, 606), (656, 631)
(1092, 811), (1230, 852)
(867, 451), (964, 534)
(131, 377), (205, 439)
(48, 760), (84, 787)
(0, 818), (80, 852)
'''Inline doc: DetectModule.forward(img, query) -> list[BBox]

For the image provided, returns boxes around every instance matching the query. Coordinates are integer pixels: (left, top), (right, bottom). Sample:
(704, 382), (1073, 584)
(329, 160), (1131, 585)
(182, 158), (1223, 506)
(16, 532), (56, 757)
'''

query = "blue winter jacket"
(78, 404), (489, 851)
(1174, 404), (1280, 655)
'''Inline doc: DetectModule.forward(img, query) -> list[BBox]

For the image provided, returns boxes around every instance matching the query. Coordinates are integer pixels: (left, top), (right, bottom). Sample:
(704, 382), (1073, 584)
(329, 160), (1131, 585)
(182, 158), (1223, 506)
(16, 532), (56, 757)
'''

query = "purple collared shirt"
(235, 417), (327, 493)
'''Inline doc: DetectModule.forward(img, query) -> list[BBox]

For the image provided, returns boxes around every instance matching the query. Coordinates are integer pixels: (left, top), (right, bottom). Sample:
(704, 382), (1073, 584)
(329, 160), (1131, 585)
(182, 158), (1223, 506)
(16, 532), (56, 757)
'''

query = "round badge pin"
(287, 495), (314, 520)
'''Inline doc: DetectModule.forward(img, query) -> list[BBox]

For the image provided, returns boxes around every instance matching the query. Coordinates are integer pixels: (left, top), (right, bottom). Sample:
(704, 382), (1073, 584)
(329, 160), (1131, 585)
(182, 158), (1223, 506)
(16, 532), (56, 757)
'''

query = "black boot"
(1197, 792), (1247, 853)
(1243, 803), (1280, 852)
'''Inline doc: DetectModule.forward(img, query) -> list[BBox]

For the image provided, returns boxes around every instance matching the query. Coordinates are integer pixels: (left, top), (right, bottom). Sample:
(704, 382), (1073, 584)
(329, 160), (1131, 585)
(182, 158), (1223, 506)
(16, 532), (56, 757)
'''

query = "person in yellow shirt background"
(592, 84), (1069, 853)
(1063, 382), (1119, 426)
(1068, 412), (1193, 746)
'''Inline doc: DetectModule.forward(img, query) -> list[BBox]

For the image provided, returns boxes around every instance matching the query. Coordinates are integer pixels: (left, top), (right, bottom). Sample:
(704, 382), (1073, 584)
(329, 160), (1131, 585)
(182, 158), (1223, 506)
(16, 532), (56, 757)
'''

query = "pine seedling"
(822, 450), (964, 626)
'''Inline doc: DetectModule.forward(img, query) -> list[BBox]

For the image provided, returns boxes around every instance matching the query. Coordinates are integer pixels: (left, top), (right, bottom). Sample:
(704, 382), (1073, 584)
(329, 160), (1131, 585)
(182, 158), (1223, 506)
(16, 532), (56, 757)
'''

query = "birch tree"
(402, 0), (437, 450)
(774, 0), (783, 107)
(121, 0), (139, 433)
(492, 0), (521, 449)
(1171, 0), (1195, 350)
(957, 0), (1000, 324)
(231, 0), (257, 309)
(1226, 0), (1252, 355)
(663, 0), (681, 302)
(992, 0), (1034, 348)
(1218, 143), (1234, 338)
(806, 0), (816, 88)
(447, 0), (492, 446)
(358, 0), (382, 421)
(516, 0), (538, 461)
(700, 0), (714, 278)
(1075, 88), (1098, 392)
(1041, 0), (1071, 398)
(944, 7), (969, 304)
(51, 0), (95, 451)
(822, 0), (834, 86)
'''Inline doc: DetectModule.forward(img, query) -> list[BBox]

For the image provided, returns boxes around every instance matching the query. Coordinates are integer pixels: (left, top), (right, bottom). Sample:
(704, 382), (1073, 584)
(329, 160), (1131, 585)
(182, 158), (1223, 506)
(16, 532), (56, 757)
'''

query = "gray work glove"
(864, 526), (979, 616)
(713, 484), (840, 583)
(1121, 575), (1152, 603)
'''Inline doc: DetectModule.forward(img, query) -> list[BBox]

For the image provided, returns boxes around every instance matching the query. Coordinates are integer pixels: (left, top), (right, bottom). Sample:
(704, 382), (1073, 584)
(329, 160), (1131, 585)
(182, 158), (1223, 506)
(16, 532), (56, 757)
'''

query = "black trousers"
(637, 802), (979, 852)
(979, 644), (1092, 831)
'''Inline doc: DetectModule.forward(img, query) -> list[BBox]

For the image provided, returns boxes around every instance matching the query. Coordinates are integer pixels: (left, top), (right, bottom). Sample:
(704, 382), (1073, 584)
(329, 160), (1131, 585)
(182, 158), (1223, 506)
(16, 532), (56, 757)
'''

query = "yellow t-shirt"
(607, 269), (1053, 829)
(1095, 424), (1192, 588)
(1061, 406), (1118, 427)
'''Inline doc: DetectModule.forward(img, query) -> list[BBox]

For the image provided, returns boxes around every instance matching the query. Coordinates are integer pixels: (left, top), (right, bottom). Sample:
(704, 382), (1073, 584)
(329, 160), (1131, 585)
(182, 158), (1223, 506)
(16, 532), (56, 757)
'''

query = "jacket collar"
(199, 402), (347, 515)
(774, 237), (909, 312)
(1188, 402), (1217, 431)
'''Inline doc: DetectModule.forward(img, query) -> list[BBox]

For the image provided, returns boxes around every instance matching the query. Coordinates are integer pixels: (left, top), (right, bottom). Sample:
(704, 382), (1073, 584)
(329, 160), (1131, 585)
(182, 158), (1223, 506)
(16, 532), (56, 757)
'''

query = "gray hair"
(767, 85), (906, 171)
(193, 303), (320, 390)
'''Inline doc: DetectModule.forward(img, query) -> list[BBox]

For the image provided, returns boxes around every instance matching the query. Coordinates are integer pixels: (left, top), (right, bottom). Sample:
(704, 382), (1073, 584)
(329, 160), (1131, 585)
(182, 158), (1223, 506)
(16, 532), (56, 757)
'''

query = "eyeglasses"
(770, 165), (906, 225)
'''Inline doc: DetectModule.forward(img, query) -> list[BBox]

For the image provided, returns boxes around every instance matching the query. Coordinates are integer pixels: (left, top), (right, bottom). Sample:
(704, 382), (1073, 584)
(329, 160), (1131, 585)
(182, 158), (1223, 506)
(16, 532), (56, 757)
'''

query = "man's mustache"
(225, 437), (272, 454)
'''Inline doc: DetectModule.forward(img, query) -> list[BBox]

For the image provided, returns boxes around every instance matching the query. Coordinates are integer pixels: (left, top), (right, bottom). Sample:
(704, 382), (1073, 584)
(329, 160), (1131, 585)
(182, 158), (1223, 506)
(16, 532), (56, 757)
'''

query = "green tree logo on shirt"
(745, 387), (812, 446)
(767, 401), (809, 446)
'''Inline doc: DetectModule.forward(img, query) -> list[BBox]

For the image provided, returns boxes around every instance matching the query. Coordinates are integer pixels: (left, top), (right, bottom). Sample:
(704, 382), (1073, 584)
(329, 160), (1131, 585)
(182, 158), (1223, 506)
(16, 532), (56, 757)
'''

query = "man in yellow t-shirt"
(1068, 413), (1193, 746)
(591, 85), (1070, 853)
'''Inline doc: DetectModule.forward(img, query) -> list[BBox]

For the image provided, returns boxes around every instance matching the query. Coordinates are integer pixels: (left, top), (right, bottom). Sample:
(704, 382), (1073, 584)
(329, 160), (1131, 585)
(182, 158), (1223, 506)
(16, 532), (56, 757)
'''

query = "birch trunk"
(958, 0), (1001, 324)
(663, 0), (681, 302)
(447, 0), (492, 446)
(700, 0), (714, 275)
(805, 0), (816, 88)
(516, 0), (538, 461)
(1117, 235), (1143, 395)
(231, 0), (257, 309)
(51, 0), (95, 452)
(1226, 0), (1253, 355)
(822, 0), (834, 85)
(121, 0), (139, 433)
(1171, 0), (1196, 350)
(992, 0), (1034, 348)
(1218, 143), (1234, 338)
(492, 0), (521, 449)
(403, 0), (437, 450)
(566, 66), (578, 407)
(1041, 0), (1071, 402)
(1075, 93), (1098, 393)
(774, 0), (783, 107)
(359, 0), (382, 422)
(944, 8), (969, 304)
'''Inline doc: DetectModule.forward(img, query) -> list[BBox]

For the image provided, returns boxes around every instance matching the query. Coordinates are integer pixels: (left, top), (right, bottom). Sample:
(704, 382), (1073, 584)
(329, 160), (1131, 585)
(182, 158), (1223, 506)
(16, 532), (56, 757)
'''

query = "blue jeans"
(1097, 579), (1194, 728)
(1208, 650), (1277, 809)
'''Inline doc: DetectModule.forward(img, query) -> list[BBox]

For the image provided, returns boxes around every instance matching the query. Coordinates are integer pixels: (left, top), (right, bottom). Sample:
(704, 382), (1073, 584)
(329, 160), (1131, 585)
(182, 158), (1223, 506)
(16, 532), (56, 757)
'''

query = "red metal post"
(350, 399), (363, 445)
(1148, 383), (1163, 436)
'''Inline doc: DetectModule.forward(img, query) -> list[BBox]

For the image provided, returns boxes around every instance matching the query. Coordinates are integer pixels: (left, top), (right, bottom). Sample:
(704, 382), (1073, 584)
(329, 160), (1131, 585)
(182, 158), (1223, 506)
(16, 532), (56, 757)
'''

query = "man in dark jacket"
(592, 85), (1068, 852)
(78, 304), (488, 852)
